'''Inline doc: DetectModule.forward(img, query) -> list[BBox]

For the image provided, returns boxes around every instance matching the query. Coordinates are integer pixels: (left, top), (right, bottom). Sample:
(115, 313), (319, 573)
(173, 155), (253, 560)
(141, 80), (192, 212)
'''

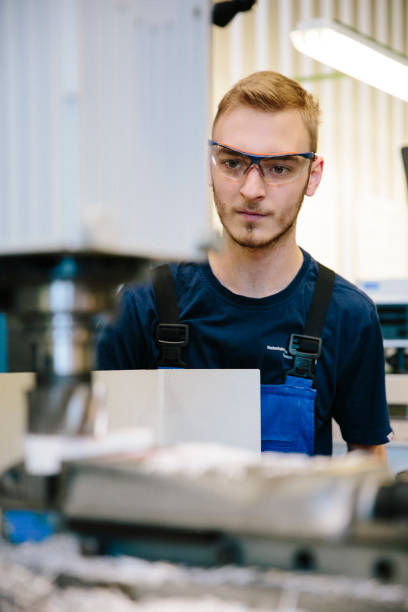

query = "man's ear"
(306, 156), (324, 196)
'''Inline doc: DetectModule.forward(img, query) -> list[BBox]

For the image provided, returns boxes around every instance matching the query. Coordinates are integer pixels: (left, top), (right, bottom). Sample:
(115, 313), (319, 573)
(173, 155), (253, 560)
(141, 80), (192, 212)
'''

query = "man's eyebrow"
(221, 148), (300, 160)
(266, 154), (298, 160)
(216, 144), (304, 160)
(218, 147), (246, 156)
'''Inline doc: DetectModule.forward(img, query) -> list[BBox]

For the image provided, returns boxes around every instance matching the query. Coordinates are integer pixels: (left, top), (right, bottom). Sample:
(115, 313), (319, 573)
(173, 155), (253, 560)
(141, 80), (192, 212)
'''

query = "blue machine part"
(377, 304), (408, 341)
(2, 510), (59, 544)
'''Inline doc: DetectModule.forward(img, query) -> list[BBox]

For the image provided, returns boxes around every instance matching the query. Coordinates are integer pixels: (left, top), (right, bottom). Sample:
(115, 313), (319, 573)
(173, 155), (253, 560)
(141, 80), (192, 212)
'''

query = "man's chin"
(229, 230), (280, 250)
(224, 215), (298, 250)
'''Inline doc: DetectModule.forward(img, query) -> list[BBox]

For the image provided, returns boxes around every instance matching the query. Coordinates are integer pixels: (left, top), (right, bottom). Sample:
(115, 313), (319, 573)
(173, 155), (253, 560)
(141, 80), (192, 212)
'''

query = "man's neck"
(208, 236), (304, 299)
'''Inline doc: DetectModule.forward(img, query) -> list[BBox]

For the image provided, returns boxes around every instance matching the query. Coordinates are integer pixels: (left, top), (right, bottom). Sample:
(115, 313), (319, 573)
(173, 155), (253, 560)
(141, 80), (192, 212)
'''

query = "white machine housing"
(0, 0), (211, 260)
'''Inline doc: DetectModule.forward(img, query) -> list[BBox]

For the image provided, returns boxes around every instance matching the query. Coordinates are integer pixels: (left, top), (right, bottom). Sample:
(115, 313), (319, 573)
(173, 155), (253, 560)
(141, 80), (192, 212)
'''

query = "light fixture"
(290, 18), (408, 102)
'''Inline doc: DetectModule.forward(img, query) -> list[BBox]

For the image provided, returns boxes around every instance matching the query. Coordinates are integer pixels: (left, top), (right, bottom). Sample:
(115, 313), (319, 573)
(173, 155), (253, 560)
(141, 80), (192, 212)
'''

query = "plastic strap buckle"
(287, 333), (322, 379)
(156, 323), (189, 347)
(155, 324), (189, 368)
(288, 334), (322, 359)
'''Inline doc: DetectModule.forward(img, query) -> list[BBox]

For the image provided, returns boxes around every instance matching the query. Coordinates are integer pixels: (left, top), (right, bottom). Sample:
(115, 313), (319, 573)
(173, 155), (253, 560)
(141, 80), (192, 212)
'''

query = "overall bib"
(261, 376), (316, 455)
(260, 265), (334, 455)
(152, 263), (335, 456)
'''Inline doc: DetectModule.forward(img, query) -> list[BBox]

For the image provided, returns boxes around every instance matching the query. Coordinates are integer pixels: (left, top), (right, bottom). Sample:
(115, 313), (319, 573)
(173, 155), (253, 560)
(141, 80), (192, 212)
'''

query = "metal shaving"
(0, 534), (407, 610)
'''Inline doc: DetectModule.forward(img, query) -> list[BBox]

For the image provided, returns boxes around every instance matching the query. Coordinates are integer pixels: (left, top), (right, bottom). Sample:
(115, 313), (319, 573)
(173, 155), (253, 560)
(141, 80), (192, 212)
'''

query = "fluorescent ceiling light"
(290, 18), (408, 102)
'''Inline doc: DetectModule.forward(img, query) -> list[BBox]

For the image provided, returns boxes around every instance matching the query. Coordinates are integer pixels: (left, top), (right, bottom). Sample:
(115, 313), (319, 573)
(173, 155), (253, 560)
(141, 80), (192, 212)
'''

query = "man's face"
(210, 106), (323, 250)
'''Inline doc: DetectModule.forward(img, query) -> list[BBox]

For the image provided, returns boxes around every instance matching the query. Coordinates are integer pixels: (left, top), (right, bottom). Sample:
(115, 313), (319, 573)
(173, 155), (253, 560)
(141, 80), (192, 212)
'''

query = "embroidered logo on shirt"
(266, 345), (292, 360)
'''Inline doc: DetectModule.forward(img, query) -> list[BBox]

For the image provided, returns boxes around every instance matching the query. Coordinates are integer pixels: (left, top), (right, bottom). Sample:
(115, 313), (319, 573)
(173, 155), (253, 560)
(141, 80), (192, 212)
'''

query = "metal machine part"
(0, 252), (147, 474)
(1, 533), (407, 612)
(212, 0), (256, 27)
(358, 279), (408, 374)
(358, 278), (408, 430)
(52, 446), (408, 583)
(1, 445), (408, 585)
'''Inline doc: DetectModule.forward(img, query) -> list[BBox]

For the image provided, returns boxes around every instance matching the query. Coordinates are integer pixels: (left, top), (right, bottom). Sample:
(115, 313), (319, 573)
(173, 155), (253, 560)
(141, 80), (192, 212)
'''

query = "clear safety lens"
(211, 145), (312, 185)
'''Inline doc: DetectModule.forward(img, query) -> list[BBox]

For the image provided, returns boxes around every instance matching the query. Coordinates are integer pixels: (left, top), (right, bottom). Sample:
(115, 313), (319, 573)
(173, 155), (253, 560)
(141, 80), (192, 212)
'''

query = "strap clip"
(156, 323), (189, 347)
(155, 323), (189, 368)
(287, 333), (322, 379)
(288, 333), (322, 359)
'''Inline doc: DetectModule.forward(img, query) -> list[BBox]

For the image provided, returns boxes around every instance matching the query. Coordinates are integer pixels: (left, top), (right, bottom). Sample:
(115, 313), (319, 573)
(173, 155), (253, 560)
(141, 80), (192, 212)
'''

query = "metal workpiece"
(60, 461), (392, 540)
(58, 449), (376, 526)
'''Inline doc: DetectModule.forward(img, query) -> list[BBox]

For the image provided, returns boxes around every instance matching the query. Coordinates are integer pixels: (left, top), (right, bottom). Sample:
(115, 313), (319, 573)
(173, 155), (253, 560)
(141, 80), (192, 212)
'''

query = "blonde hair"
(213, 71), (321, 152)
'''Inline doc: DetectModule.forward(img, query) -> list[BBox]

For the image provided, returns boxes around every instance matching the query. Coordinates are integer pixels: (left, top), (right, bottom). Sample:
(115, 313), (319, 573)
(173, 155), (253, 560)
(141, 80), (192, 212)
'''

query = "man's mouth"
(237, 210), (267, 221)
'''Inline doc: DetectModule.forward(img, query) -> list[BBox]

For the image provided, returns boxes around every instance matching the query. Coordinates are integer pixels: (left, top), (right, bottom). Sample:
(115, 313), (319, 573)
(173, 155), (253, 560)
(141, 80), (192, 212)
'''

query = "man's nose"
(239, 164), (266, 200)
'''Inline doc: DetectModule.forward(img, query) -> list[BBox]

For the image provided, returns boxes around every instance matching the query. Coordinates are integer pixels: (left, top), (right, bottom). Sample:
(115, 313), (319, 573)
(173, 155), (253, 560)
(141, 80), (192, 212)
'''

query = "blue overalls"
(152, 263), (335, 456)
(261, 378), (315, 455)
(260, 336), (322, 455)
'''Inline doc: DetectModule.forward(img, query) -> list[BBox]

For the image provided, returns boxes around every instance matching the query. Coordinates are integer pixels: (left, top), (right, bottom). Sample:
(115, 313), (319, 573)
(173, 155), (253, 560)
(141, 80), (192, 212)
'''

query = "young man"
(98, 71), (392, 458)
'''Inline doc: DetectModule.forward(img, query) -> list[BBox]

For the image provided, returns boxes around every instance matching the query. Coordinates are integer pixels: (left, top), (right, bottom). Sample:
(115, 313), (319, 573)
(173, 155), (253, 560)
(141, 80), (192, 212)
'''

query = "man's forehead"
(213, 106), (310, 153)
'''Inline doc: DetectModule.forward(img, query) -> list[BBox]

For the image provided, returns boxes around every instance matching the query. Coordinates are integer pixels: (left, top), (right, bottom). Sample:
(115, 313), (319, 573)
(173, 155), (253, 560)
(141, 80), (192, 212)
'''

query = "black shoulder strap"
(304, 263), (336, 338)
(152, 264), (189, 368)
(151, 262), (335, 373)
(288, 263), (335, 379)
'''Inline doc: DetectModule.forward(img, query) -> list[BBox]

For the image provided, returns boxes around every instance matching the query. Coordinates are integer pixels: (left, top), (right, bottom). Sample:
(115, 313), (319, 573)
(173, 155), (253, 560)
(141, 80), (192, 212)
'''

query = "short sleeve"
(333, 305), (392, 445)
(96, 286), (157, 370)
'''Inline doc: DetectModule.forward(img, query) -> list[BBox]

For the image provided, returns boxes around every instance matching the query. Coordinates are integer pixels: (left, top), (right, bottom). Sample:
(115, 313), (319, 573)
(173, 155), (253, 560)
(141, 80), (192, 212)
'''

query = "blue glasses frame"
(208, 139), (316, 178)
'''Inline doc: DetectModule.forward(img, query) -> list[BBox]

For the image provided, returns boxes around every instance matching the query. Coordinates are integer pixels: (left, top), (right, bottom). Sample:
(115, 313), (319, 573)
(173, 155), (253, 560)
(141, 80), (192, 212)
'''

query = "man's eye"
(223, 158), (242, 169)
(265, 163), (293, 176)
(277, 165), (291, 174)
(272, 165), (290, 175)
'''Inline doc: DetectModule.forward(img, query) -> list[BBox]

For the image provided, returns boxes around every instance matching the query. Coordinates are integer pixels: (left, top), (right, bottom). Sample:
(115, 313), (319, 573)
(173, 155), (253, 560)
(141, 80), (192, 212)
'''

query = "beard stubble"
(213, 180), (309, 251)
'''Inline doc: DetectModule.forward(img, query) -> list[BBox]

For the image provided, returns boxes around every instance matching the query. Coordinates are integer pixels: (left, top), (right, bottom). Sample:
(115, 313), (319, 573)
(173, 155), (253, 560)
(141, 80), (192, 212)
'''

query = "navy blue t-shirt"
(97, 250), (392, 455)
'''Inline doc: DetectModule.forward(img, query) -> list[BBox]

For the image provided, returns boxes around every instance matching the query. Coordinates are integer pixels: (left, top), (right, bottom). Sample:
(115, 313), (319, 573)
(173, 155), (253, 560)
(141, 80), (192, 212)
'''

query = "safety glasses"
(209, 140), (316, 185)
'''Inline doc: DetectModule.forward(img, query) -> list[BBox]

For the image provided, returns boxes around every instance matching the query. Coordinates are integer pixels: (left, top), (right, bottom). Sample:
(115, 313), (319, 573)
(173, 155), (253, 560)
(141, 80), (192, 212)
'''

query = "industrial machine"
(0, 2), (407, 607)
(1, 441), (407, 585)
(357, 277), (408, 446)
(0, 0), (211, 450)
(57, 445), (408, 582)
(359, 278), (408, 374)
(0, 0), (212, 545)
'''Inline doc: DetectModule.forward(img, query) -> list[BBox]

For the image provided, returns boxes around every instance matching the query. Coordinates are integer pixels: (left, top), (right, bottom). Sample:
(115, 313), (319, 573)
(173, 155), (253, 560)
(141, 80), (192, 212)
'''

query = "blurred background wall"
(211, 0), (408, 282)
